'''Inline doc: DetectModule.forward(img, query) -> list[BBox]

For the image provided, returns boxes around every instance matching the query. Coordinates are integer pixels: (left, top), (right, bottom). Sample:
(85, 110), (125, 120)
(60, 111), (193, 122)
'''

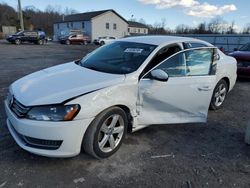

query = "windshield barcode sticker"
(124, 48), (144, 53)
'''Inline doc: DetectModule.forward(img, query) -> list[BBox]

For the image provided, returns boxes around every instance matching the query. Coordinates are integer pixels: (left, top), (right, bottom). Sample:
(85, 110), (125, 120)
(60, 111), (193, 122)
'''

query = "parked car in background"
(6, 30), (46, 45)
(228, 43), (250, 78)
(59, 34), (90, 45)
(94, 36), (116, 45)
(5, 36), (237, 159)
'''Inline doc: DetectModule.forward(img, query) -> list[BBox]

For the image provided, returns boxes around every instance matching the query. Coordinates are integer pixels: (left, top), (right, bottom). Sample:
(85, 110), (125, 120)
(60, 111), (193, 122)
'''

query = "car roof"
(118, 35), (212, 46)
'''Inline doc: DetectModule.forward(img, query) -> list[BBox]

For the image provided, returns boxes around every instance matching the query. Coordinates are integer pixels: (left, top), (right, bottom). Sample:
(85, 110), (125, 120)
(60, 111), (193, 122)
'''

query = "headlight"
(26, 104), (80, 121)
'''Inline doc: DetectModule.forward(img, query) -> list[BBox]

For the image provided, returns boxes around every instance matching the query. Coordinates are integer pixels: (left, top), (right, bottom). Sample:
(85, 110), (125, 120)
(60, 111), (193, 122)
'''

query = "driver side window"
(141, 44), (182, 78)
(156, 52), (186, 77)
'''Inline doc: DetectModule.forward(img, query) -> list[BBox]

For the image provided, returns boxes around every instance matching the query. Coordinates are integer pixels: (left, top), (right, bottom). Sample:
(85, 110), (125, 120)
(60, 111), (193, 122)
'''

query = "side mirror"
(150, 69), (169, 82)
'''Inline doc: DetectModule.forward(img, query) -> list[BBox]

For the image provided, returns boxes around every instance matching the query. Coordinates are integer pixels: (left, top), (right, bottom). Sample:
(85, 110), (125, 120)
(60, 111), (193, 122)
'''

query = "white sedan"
(94, 36), (116, 45)
(4, 36), (237, 158)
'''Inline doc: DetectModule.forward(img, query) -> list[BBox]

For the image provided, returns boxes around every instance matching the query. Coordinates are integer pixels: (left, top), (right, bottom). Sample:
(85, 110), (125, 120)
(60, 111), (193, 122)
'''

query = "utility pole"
(18, 0), (24, 31)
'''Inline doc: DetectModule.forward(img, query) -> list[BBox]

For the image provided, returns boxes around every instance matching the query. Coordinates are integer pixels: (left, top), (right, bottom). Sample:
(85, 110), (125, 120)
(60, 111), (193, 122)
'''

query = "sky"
(1, 0), (249, 31)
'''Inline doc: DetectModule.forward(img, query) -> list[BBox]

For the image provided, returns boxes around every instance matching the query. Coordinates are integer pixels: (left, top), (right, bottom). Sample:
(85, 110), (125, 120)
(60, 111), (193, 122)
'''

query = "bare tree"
(242, 23), (250, 34)
(175, 24), (193, 34)
(138, 18), (146, 24)
(64, 7), (78, 15)
(0, 3), (18, 29)
(161, 18), (166, 29)
(227, 21), (236, 34)
(207, 16), (229, 34)
(196, 22), (207, 34)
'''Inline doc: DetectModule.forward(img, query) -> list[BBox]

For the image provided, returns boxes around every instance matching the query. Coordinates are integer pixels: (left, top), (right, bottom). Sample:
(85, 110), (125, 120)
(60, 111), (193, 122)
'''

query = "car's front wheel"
(100, 41), (105, 45)
(15, 39), (21, 45)
(83, 107), (128, 159)
(210, 79), (228, 110)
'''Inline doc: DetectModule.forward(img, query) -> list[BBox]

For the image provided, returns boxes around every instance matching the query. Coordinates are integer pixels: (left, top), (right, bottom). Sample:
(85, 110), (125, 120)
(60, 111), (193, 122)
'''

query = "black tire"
(210, 79), (228, 110)
(37, 39), (44, 45)
(66, 40), (71, 45)
(15, 39), (21, 45)
(82, 107), (128, 159)
(100, 41), (105, 45)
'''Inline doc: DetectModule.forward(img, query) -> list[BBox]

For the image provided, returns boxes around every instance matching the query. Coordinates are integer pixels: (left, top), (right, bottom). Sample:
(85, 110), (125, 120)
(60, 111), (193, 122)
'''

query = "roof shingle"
(128, 21), (148, 29)
(55, 9), (128, 24)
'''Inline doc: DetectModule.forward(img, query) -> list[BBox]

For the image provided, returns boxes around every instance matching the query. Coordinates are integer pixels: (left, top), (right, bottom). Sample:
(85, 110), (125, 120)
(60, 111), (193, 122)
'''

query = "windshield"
(239, 43), (250, 51)
(80, 41), (156, 74)
(16, 31), (24, 35)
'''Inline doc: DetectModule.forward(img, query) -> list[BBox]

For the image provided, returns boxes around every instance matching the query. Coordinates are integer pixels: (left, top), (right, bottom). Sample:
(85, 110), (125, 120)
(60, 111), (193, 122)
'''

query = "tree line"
(0, 3), (77, 36)
(134, 17), (250, 35)
(1, 3), (250, 36)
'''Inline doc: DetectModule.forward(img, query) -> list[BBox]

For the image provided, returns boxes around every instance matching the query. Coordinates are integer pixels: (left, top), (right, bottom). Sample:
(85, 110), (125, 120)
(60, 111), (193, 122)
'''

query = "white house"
(54, 9), (128, 41)
(128, 21), (149, 35)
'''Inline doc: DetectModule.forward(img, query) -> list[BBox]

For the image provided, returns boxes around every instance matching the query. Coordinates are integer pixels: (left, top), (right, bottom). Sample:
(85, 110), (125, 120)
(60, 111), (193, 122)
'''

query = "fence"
(175, 34), (250, 52)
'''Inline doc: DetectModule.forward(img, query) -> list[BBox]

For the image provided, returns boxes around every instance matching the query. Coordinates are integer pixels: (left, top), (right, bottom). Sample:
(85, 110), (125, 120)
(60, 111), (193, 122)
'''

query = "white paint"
(5, 36), (237, 157)
(91, 11), (128, 41)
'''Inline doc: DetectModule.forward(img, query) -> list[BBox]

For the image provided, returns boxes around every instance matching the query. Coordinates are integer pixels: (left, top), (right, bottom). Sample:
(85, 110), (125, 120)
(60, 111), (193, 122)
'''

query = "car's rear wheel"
(37, 39), (44, 45)
(83, 107), (128, 159)
(210, 79), (228, 110)
(15, 39), (21, 45)
(66, 40), (71, 45)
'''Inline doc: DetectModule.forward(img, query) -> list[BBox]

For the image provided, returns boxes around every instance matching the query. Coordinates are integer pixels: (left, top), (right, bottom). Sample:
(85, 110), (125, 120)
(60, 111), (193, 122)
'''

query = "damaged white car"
(5, 36), (237, 158)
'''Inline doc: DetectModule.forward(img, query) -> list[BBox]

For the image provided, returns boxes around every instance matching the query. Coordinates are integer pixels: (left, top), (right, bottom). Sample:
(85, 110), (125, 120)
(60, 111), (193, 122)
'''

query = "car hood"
(229, 51), (250, 61)
(11, 62), (125, 106)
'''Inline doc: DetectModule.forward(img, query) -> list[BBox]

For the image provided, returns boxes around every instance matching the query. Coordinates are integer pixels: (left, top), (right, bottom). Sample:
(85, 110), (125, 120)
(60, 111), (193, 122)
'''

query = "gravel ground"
(0, 40), (250, 188)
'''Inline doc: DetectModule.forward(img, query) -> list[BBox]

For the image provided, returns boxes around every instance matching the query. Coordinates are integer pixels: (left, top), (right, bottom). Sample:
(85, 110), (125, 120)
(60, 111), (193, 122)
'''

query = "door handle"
(198, 86), (212, 91)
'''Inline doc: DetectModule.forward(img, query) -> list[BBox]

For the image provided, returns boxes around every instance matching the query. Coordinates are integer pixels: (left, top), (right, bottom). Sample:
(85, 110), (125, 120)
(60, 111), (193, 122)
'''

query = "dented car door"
(137, 48), (217, 125)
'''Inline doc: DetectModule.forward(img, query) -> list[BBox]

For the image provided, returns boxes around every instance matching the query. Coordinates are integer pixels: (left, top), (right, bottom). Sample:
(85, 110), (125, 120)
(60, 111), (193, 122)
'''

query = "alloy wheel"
(15, 39), (21, 45)
(214, 83), (227, 107)
(98, 114), (125, 153)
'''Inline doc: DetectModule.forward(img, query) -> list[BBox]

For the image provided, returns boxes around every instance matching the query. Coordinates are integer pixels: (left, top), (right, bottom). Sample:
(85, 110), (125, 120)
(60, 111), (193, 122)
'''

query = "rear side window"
(184, 42), (208, 49)
(147, 48), (215, 78)
(23, 31), (38, 37)
(186, 49), (213, 76)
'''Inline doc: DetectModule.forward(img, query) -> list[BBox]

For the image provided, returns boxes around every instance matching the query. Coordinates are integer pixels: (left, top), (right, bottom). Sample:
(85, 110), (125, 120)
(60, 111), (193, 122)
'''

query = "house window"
(82, 22), (85, 29)
(57, 24), (59, 30)
(106, 23), (109, 29)
(128, 28), (130, 32)
(144, 29), (146, 33)
(138, 29), (140, 33)
(67, 23), (69, 28)
(113, 23), (117, 30)
(70, 22), (73, 28)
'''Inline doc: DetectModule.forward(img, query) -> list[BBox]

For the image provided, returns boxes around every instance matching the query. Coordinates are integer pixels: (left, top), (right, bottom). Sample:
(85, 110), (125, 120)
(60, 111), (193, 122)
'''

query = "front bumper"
(4, 100), (94, 158)
(93, 40), (100, 45)
(6, 38), (14, 42)
(59, 40), (67, 44)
